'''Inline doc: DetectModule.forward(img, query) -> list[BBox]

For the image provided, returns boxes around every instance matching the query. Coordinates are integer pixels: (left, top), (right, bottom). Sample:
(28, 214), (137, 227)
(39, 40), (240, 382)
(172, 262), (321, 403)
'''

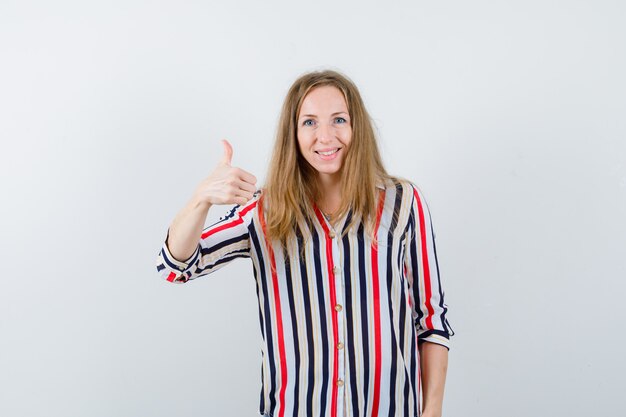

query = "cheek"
(297, 132), (313, 150)
(343, 129), (353, 145)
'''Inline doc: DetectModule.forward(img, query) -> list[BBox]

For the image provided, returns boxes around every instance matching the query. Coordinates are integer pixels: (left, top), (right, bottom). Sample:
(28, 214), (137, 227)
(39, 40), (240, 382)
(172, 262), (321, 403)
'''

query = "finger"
(227, 182), (254, 200)
(220, 139), (233, 166)
(235, 168), (257, 185)
(235, 179), (257, 194)
(235, 188), (255, 201)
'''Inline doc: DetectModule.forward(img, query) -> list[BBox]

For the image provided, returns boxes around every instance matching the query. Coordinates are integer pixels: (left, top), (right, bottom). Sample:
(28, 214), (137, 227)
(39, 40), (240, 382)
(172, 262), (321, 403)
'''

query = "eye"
(303, 119), (315, 127)
(334, 117), (348, 124)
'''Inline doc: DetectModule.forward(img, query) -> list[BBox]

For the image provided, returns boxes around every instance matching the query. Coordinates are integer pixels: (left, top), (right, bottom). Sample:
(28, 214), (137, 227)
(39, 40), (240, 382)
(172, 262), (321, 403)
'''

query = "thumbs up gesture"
(193, 139), (258, 207)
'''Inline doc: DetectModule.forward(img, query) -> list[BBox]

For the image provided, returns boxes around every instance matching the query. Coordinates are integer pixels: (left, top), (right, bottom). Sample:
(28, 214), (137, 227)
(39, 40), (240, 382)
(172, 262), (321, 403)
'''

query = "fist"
(193, 139), (257, 206)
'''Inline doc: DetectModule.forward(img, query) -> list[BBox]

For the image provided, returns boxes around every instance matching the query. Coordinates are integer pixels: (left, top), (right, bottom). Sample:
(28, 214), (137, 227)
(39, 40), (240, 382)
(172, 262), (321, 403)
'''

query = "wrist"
(189, 194), (212, 212)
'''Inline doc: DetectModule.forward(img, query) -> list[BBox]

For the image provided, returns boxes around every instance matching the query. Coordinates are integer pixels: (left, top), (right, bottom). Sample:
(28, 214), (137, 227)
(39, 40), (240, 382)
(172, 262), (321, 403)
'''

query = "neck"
(317, 173), (343, 215)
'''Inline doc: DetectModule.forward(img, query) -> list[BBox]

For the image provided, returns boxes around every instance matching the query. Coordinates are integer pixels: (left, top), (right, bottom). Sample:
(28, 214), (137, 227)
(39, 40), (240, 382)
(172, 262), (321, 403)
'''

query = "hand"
(192, 139), (257, 207)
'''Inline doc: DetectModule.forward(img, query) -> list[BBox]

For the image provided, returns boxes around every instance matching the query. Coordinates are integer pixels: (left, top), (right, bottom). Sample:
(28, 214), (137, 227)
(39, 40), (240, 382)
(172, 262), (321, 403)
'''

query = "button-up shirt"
(156, 180), (453, 417)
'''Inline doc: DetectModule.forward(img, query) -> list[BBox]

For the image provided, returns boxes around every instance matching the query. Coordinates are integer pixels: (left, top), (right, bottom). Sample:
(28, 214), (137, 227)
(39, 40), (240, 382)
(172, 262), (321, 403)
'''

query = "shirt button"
(334, 304), (343, 312)
(333, 266), (340, 275)
(329, 231), (336, 239)
(337, 342), (344, 350)
(337, 379), (344, 387)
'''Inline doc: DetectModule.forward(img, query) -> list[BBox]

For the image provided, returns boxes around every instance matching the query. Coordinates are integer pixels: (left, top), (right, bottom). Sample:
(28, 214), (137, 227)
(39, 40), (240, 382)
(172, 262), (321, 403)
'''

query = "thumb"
(220, 139), (233, 165)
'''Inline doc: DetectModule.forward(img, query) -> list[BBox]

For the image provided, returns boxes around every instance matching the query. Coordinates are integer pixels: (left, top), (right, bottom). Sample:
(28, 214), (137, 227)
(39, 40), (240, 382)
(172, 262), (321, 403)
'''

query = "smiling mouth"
(315, 148), (340, 156)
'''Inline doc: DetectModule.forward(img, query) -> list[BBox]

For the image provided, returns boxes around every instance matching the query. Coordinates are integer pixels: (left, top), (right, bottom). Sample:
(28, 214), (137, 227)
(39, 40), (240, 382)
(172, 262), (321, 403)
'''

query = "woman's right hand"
(192, 139), (258, 207)
(166, 139), (257, 263)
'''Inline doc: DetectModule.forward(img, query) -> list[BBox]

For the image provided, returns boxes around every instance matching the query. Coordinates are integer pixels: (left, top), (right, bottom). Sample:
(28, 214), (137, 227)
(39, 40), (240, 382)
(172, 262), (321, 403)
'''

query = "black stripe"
(254, 270), (266, 414)
(396, 218), (410, 417)
(283, 245), (301, 417)
(400, 283), (410, 417)
(250, 225), (277, 415)
(253, 258), (266, 342)
(259, 350), (265, 414)
(410, 324), (418, 415)
(386, 185), (403, 417)
(408, 210), (424, 325)
(357, 222), (370, 413)
(297, 225), (315, 417)
(199, 233), (249, 256)
(395, 190), (408, 353)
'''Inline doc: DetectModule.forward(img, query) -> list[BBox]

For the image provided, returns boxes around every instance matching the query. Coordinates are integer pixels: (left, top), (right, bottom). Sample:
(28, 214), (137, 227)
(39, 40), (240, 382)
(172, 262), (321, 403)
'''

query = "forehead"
(299, 85), (348, 114)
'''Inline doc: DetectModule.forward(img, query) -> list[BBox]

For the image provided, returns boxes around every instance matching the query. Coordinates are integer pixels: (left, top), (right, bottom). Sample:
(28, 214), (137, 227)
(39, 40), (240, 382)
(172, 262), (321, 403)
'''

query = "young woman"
(156, 70), (453, 417)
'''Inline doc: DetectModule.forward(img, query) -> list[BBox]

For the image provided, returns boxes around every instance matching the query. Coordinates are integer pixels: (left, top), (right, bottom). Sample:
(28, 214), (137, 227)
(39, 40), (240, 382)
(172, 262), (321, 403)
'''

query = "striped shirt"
(156, 180), (453, 417)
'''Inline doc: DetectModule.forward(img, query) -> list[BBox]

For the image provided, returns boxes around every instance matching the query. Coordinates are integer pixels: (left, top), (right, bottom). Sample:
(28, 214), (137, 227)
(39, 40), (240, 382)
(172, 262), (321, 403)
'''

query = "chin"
(304, 155), (344, 178)
(314, 166), (342, 177)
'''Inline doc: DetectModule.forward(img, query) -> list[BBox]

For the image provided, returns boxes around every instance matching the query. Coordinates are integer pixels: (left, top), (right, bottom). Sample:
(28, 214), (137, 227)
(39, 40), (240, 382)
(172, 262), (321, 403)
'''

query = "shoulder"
(380, 177), (436, 218)
(379, 176), (422, 200)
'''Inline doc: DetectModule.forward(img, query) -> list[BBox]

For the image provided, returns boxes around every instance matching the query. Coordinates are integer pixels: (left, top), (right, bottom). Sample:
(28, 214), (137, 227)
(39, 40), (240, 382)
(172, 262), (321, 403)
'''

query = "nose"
(317, 122), (333, 143)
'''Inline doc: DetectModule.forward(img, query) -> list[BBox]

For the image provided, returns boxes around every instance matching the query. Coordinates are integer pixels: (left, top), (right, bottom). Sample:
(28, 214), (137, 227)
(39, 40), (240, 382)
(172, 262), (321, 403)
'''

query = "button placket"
(329, 224), (346, 416)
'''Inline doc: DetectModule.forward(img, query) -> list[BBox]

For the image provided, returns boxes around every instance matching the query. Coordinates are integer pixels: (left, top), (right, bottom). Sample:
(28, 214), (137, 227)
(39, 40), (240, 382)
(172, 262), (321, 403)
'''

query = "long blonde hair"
(264, 70), (390, 243)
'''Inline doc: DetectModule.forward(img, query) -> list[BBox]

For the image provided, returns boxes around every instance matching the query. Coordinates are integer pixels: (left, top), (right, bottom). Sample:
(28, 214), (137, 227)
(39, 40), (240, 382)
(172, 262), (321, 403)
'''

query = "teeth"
(318, 149), (339, 156)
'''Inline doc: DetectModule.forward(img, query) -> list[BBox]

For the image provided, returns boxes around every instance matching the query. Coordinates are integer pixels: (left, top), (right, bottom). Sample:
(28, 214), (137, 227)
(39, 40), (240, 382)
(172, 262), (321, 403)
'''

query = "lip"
(315, 147), (341, 160)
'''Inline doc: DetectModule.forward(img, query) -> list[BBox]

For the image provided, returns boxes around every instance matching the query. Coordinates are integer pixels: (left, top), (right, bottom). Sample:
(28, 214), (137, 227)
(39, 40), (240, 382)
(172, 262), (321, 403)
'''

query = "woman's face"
(296, 85), (352, 183)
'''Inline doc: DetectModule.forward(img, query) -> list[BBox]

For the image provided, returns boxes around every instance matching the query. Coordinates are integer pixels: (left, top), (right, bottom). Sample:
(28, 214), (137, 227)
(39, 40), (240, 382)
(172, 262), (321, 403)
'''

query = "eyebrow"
(299, 111), (349, 119)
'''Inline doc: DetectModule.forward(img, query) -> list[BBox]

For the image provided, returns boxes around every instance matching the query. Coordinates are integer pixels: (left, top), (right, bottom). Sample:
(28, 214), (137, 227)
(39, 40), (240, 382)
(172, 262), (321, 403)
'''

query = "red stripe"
(257, 197), (287, 417)
(166, 271), (177, 282)
(313, 206), (340, 417)
(201, 201), (257, 239)
(413, 188), (434, 330)
(370, 190), (385, 417)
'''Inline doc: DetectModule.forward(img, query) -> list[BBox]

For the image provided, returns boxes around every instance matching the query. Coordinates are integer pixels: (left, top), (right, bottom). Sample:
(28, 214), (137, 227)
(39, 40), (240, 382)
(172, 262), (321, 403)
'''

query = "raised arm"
(157, 139), (258, 282)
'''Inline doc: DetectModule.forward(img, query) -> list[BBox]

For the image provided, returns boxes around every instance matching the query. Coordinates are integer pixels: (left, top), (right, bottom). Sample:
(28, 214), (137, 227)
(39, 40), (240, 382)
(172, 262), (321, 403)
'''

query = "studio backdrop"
(1, 1), (625, 416)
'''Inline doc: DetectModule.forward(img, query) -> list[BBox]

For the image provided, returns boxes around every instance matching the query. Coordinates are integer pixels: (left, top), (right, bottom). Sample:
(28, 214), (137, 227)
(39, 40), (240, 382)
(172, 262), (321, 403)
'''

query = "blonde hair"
(263, 70), (391, 243)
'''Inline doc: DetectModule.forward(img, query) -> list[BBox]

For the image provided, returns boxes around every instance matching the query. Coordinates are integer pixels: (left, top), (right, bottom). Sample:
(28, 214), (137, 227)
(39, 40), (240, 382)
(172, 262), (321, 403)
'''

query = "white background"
(1, 1), (625, 416)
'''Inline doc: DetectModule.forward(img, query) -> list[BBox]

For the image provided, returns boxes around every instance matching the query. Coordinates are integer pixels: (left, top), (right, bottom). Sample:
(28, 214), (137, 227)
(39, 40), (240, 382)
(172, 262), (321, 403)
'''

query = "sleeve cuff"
(161, 229), (201, 273)
(417, 329), (451, 350)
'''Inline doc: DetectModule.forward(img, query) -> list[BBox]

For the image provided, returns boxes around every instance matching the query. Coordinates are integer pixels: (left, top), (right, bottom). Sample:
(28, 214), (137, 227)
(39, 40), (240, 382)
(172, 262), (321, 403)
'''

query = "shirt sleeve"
(155, 191), (260, 284)
(404, 185), (454, 350)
